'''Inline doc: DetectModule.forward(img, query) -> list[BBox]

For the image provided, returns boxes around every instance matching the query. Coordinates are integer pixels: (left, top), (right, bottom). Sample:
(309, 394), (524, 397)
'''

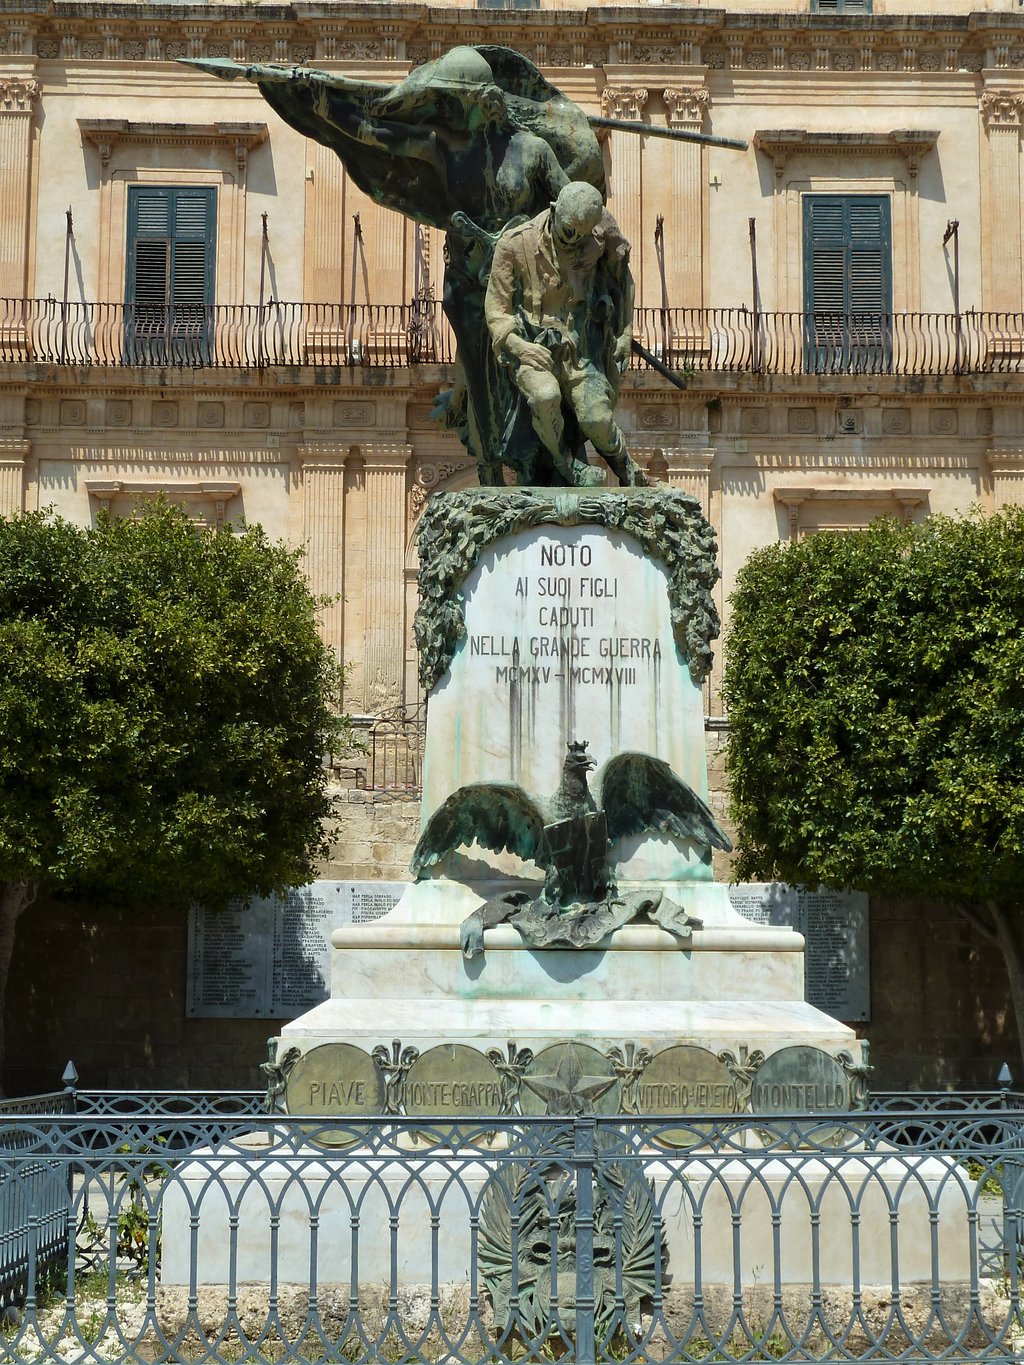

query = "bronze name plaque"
(637, 1045), (739, 1147)
(404, 1045), (504, 1116)
(285, 1042), (385, 1146)
(750, 1046), (850, 1113)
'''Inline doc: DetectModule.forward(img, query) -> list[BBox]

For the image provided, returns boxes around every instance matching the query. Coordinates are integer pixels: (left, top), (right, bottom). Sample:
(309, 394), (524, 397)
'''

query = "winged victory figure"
(411, 740), (732, 958)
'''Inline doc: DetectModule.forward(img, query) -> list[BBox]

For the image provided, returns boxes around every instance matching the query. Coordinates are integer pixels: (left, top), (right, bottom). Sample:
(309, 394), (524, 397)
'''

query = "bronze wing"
(411, 782), (547, 877)
(598, 752), (733, 853)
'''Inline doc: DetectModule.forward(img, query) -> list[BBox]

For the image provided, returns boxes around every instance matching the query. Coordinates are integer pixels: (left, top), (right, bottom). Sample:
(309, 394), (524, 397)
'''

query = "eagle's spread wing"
(598, 753), (733, 853)
(411, 783), (547, 877)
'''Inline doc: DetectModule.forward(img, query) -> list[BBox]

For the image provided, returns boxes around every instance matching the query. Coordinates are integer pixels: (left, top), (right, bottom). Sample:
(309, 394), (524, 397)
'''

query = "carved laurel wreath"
(478, 1153), (661, 1338)
(414, 488), (721, 696)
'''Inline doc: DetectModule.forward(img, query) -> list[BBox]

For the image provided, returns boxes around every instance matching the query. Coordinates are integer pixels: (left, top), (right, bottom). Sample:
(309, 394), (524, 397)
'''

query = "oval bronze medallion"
(404, 1045), (504, 1117)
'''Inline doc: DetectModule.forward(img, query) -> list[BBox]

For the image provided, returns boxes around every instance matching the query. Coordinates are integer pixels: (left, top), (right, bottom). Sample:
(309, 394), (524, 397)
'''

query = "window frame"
(810, 0), (872, 13)
(78, 119), (267, 321)
(124, 184), (218, 365)
(802, 192), (893, 374)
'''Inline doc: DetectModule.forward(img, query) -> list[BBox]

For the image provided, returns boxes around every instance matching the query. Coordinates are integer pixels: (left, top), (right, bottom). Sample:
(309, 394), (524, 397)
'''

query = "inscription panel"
(186, 880), (405, 1017)
(467, 540), (666, 695)
(636, 1046), (739, 1114)
(428, 524), (710, 883)
(728, 883), (869, 1022)
(286, 1043), (385, 1113)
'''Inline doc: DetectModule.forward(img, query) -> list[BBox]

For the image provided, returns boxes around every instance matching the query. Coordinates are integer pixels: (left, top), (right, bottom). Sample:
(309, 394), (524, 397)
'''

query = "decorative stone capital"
(981, 92), (1024, 130)
(601, 86), (649, 122)
(411, 458), (474, 510)
(662, 448), (714, 477)
(987, 446), (1024, 473)
(362, 442), (414, 473)
(663, 87), (710, 130)
(298, 440), (352, 470)
(0, 78), (40, 114)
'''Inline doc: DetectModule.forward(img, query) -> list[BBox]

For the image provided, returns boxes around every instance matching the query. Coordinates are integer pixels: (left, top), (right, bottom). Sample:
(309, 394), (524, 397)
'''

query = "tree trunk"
(0, 880), (35, 1097)
(989, 901), (1024, 1082)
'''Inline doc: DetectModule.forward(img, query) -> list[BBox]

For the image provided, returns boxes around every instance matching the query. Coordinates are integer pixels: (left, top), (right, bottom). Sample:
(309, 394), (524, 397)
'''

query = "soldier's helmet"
(551, 182), (605, 247)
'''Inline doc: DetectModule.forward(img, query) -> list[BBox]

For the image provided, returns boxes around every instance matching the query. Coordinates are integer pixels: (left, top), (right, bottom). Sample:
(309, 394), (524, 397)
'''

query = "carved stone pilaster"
(0, 438), (28, 517)
(600, 87), (648, 287)
(662, 88), (710, 309)
(663, 86), (710, 130)
(662, 448), (714, 514)
(300, 441), (350, 658)
(362, 442), (414, 711)
(981, 91), (1024, 308)
(0, 82), (39, 299)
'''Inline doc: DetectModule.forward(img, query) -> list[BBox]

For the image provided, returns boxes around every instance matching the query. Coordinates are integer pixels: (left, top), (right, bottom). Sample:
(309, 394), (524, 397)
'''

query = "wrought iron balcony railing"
(4, 296), (1023, 377)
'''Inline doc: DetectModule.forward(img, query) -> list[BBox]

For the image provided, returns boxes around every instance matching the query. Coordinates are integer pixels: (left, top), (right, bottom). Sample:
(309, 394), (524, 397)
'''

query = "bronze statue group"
(189, 45), (645, 488)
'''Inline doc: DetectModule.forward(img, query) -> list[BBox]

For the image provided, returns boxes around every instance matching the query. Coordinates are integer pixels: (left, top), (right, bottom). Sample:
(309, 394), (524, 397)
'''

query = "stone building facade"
(2, 0), (1024, 1091)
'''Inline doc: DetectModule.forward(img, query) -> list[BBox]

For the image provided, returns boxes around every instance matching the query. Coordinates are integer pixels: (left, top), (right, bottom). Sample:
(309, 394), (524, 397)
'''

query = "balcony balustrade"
(3, 296), (1022, 377)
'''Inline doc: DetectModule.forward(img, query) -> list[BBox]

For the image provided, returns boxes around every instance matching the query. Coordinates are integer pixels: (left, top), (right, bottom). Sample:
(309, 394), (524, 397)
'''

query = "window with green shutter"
(810, 0), (871, 13)
(803, 194), (892, 373)
(125, 186), (216, 364)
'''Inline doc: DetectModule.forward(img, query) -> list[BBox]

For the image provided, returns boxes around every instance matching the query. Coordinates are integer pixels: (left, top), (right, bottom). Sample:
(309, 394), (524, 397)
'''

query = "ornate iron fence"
(6, 296), (1024, 376)
(1, 1091), (1024, 1363)
(0, 1091), (72, 1313)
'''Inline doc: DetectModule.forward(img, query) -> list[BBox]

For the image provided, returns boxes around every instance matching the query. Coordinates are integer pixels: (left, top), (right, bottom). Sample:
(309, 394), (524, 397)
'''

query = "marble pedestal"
(280, 878), (857, 1062)
(162, 1139), (985, 1289)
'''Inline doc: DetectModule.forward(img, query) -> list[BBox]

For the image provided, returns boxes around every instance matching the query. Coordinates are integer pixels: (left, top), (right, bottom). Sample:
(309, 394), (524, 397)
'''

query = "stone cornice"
(774, 485), (929, 505)
(78, 118), (268, 172)
(773, 484), (929, 535)
(86, 478), (241, 499)
(754, 128), (939, 178)
(4, 6), (1017, 74)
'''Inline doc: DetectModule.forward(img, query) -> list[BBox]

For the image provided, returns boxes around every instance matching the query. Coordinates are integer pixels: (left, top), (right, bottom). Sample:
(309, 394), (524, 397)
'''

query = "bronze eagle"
(411, 740), (732, 956)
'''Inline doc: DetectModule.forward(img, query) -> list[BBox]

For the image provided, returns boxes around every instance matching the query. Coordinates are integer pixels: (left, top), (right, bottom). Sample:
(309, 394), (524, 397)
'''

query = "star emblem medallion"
(520, 1042), (618, 1116)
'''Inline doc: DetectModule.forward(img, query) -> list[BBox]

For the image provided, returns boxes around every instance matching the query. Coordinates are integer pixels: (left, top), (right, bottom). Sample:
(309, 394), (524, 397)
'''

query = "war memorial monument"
(165, 45), (896, 1304)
